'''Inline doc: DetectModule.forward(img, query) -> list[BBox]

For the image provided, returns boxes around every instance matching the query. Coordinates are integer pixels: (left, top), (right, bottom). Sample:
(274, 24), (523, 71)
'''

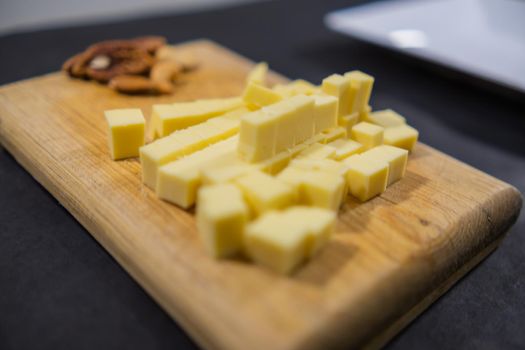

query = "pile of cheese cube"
(104, 63), (418, 274)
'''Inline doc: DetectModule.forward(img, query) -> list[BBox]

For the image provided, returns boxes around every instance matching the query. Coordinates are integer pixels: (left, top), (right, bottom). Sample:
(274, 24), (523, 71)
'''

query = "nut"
(150, 60), (183, 84)
(108, 75), (173, 95)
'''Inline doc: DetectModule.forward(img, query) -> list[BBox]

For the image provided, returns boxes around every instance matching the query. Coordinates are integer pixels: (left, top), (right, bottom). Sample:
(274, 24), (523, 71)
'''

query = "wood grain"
(0, 40), (521, 350)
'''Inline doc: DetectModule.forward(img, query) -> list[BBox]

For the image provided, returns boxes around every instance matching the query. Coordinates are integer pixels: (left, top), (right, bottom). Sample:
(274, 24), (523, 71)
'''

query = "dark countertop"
(0, 0), (524, 349)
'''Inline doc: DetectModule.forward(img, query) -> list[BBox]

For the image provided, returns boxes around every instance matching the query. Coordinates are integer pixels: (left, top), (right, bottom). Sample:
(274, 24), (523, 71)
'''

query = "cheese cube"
(361, 145), (408, 186)
(105, 109), (145, 160)
(196, 184), (248, 258)
(367, 109), (406, 128)
(384, 125), (419, 152)
(343, 155), (389, 201)
(246, 62), (268, 85)
(273, 80), (320, 98)
(238, 95), (315, 162)
(278, 167), (346, 210)
(297, 143), (336, 160)
(244, 207), (335, 274)
(322, 74), (351, 117)
(288, 158), (346, 175)
(327, 139), (363, 160)
(312, 94), (338, 133)
(149, 97), (243, 138)
(243, 82), (282, 108)
(351, 122), (384, 150)
(339, 112), (359, 133)
(140, 116), (239, 189)
(156, 137), (238, 208)
(234, 171), (296, 216)
(359, 105), (372, 122)
(201, 164), (258, 185)
(320, 126), (347, 143)
(344, 71), (374, 113)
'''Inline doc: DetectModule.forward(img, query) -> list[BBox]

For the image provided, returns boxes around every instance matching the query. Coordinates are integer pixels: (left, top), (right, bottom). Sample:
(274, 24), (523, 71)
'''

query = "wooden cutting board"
(0, 40), (521, 350)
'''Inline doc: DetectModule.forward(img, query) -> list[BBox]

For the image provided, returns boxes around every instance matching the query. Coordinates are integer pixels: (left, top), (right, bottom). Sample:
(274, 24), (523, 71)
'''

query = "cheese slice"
(361, 145), (408, 186)
(246, 62), (268, 85)
(196, 184), (249, 258)
(383, 125), (419, 152)
(243, 82), (282, 108)
(244, 206), (335, 274)
(367, 109), (406, 128)
(155, 137), (238, 208)
(140, 116), (239, 189)
(342, 155), (389, 201)
(344, 71), (374, 113)
(149, 97), (243, 138)
(311, 94), (338, 133)
(105, 108), (145, 160)
(234, 171), (296, 216)
(327, 139), (363, 160)
(238, 95), (315, 162)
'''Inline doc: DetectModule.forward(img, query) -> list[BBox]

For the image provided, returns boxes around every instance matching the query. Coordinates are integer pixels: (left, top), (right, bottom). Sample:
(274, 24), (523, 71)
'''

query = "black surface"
(0, 0), (524, 349)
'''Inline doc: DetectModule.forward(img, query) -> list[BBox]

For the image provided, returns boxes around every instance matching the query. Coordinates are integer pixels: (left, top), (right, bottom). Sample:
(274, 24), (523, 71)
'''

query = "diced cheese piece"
(361, 145), (408, 186)
(383, 125), (419, 152)
(196, 184), (248, 258)
(327, 139), (363, 160)
(320, 126), (347, 143)
(104, 109), (145, 160)
(243, 82), (283, 107)
(238, 95), (315, 162)
(288, 158), (346, 175)
(244, 207), (335, 273)
(343, 155), (388, 201)
(359, 105), (372, 122)
(344, 71), (374, 113)
(149, 97), (243, 137)
(367, 109), (406, 128)
(140, 116), (239, 189)
(220, 106), (251, 120)
(351, 122), (384, 150)
(312, 94), (338, 133)
(339, 112), (359, 133)
(155, 137), (238, 208)
(273, 80), (320, 98)
(254, 134), (324, 174)
(278, 167), (346, 210)
(201, 163), (258, 185)
(322, 74), (351, 117)
(234, 171), (296, 216)
(246, 62), (268, 85)
(284, 207), (335, 257)
(297, 143), (336, 160)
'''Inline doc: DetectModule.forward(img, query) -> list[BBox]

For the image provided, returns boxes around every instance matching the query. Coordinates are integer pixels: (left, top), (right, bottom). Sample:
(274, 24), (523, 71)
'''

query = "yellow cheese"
(320, 126), (347, 143)
(104, 109), (145, 160)
(312, 94), (338, 133)
(220, 106), (251, 120)
(149, 97), (243, 137)
(273, 80), (320, 98)
(351, 122), (384, 150)
(359, 105), (372, 122)
(383, 125), (419, 152)
(288, 158), (346, 175)
(327, 138), (363, 160)
(238, 95), (315, 162)
(201, 163), (258, 185)
(367, 109), (406, 128)
(254, 133), (324, 174)
(297, 143), (336, 160)
(246, 62), (268, 85)
(244, 207), (335, 274)
(196, 184), (248, 258)
(342, 155), (388, 201)
(155, 137), (238, 208)
(322, 74), (351, 117)
(344, 71), (374, 113)
(361, 145), (408, 186)
(140, 116), (239, 189)
(243, 82), (283, 107)
(234, 171), (296, 216)
(339, 112), (359, 133)
(278, 167), (346, 210)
